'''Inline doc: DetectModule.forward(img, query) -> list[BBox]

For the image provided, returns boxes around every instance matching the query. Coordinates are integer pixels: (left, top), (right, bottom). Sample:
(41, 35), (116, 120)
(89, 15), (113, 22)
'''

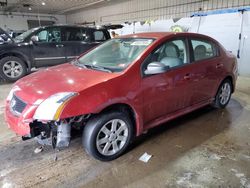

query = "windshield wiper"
(72, 59), (87, 68)
(85, 64), (113, 73)
(72, 60), (112, 73)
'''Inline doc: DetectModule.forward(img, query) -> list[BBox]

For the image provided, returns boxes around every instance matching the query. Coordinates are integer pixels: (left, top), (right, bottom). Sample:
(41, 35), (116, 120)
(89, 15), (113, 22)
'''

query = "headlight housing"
(6, 86), (20, 101)
(33, 92), (78, 121)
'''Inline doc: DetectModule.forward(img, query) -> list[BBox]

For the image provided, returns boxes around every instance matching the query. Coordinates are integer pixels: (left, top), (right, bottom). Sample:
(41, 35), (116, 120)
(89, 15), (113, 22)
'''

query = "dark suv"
(0, 25), (111, 81)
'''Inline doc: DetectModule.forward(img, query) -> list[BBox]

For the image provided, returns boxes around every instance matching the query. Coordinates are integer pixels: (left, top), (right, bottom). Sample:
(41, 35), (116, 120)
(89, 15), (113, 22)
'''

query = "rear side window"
(62, 27), (87, 42)
(94, 30), (106, 41)
(191, 39), (217, 61)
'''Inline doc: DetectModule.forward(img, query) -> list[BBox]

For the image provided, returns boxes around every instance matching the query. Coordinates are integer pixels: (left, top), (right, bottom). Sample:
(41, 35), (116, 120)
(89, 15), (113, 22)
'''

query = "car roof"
(40, 24), (106, 30)
(119, 32), (213, 40)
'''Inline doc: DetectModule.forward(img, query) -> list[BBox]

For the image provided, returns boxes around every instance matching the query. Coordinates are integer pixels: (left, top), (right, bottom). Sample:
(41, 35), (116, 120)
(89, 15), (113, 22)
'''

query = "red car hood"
(14, 63), (119, 104)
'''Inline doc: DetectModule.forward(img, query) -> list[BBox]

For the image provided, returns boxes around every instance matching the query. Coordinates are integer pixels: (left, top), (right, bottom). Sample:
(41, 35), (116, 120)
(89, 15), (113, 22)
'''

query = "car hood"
(14, 63), (119, 104)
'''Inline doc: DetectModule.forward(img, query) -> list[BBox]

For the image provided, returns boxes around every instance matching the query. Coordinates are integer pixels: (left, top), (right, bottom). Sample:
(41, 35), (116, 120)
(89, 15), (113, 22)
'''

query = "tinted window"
(94, 30), (106, 41)
(191, 39), (217, 61)
(36, 27), (61, 43)
(63, 27), (86, 41)
(147, 39), (188, 69)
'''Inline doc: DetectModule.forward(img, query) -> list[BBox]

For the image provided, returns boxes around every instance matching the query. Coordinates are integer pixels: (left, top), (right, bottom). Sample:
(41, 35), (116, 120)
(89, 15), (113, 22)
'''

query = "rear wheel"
(83, 111), (133, 161)
(213, 79), (232, 108)
(0, 56), (27, 82)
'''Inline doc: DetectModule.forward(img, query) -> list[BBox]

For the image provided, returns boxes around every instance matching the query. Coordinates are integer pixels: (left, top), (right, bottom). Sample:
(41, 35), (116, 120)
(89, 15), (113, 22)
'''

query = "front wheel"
(213, 79), (232, 108)
(83, 111), (133, 161)
(0, 56), (27, 82)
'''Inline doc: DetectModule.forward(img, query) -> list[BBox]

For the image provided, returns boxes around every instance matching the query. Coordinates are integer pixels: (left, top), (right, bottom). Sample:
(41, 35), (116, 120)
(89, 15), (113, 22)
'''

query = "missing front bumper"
(22, 120), (71, 148)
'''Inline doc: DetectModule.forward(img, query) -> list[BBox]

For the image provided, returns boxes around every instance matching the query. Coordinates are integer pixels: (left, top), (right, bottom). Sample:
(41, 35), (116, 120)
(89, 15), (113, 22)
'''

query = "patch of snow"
(230, 168), (250, 187)
(2, 179), (13, 188)
(209, 153), (222, 160)
(176, 172), (194, 186)
(236, 173), (245, 178)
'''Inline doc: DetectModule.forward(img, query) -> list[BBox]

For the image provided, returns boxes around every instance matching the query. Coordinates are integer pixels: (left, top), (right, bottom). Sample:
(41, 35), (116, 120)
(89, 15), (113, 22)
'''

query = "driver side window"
(142, 38), (188, 76)
(37, 30), (47, 42)
(151, 39), (187, 68)
(36, 28), (61, 43)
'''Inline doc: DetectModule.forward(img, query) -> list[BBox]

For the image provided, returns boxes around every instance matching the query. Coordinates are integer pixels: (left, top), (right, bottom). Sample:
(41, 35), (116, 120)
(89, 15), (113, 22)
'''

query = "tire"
(0, 56), (27, 82)
(83, 111), (134, 161)
(212, 79), (232, 108)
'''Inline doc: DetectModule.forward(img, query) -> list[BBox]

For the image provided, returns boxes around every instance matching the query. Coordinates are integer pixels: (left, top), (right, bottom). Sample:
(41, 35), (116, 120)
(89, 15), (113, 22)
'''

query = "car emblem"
(10, 98), (16, 108)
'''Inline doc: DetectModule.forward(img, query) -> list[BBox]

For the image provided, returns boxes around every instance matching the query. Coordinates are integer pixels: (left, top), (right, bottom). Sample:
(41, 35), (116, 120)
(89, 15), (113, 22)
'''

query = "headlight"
(6, 86), (20, 101)
(33, 92), (78, 121)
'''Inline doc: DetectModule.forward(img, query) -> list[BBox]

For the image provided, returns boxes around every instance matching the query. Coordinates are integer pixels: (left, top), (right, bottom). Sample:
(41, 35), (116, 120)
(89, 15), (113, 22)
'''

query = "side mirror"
(30, 36), (39, 44)
(144, 62), (169, 75)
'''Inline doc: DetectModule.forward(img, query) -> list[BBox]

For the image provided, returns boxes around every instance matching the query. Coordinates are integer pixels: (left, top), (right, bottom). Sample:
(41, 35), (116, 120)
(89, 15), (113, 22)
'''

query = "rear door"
(61, 27), (93, 62)
(188, 38), (221, 104)
(32, 27), (66, 67)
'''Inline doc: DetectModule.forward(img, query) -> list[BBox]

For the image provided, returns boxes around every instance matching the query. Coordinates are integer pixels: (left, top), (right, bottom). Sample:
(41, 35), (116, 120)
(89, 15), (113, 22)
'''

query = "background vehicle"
(5, 32), (238, 161)
(8, 30), (26, 38)
(0, 28), (13, 43)
(0, 25), (111, 81)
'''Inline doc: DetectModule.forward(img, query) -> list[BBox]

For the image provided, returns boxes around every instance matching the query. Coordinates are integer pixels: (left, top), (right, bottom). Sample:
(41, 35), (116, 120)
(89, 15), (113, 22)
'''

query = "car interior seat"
(159, 43), (183, 68)
(164, 43), (180, 58)
(194, 45), (207, 61)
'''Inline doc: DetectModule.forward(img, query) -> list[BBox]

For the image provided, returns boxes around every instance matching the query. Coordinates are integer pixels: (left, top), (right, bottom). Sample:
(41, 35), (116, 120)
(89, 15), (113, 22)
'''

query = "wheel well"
(101, 103), (137, 135)
(0, 53), (29, 70)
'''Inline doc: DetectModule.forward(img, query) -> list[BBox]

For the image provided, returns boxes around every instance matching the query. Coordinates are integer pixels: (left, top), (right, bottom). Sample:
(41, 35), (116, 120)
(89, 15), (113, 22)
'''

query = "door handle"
(56, 44), (64, 48)
(184, 73), (191, 80)
(216, 63), (223, 69)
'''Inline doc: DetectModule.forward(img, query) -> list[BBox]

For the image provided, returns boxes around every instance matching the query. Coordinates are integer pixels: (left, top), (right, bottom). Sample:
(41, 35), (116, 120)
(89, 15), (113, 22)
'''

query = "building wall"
(66, 0), (249, 25)
(67, 0), (250, 76)
(0, 12), (66, 31)
(68, 7), (250, 76)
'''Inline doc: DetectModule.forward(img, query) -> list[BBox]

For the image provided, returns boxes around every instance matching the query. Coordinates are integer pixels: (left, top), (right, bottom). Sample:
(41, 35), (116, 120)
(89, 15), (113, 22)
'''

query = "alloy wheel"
(219, 82), (231, 105)
(96, 119), (129, 156)
(3, 60), (23, 78)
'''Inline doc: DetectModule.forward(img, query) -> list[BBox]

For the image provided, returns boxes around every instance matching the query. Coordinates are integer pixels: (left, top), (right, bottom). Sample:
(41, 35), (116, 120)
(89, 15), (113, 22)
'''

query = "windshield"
(77, 38), (154, 72)
(14, 27), (39, 42)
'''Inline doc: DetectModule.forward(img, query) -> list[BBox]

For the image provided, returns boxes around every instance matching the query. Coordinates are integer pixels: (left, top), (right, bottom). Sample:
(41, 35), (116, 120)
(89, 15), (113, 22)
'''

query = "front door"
(32, 27), (66, 67)
(142, 38), (194, 125)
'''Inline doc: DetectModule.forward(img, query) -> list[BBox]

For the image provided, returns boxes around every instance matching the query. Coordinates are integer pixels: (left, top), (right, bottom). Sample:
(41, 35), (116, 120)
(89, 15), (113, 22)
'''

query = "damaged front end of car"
(23, 115), (91, 148)
(6, 90), (90, 149)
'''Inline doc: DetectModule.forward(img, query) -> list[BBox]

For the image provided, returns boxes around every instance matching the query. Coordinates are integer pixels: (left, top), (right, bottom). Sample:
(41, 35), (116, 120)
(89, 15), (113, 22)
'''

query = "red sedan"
(5, 32), (238, 161)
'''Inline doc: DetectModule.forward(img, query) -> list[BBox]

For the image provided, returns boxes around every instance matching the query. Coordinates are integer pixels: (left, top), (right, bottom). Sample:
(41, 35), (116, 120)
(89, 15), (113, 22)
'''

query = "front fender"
(60, 93), (143, 136)
(58, 73), (143, 135)
(0, 50), (32, 70)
